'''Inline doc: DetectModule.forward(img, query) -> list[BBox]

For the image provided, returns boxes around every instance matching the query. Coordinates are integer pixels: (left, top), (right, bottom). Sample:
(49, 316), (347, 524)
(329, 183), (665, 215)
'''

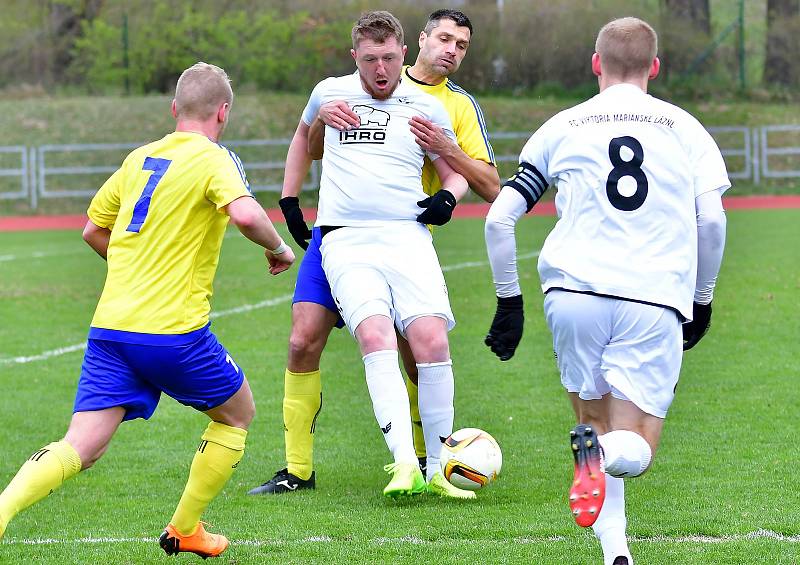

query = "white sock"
(416, 360), (454, 481)
(363, 350), (416, 464)
(600, 430), (652, 478)
(592, 475), (632, 565)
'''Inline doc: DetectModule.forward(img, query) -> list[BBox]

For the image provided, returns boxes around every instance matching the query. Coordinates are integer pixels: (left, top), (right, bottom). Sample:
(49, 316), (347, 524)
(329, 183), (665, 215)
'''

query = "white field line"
(0, 251), (538, 367)
(0, 294), (293, 366)
(0, 230), (242, 263)
(5, 530), (800, 546)
(0, 231), (242, 264)
(0, 249), (84, 263)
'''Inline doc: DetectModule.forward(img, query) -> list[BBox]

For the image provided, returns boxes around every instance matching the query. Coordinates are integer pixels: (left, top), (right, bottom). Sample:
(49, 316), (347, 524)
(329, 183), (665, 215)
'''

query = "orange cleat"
(159, 522), (229, 559)
(568, 424), (606, 527)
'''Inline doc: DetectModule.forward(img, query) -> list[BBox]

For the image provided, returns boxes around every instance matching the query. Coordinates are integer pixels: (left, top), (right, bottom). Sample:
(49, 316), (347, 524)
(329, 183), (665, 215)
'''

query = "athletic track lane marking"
(1, 195), (798, 232)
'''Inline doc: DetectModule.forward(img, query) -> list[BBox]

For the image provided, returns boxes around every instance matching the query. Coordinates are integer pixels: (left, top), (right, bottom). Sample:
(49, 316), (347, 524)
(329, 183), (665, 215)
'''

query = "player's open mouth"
(375, 78), (388, 88)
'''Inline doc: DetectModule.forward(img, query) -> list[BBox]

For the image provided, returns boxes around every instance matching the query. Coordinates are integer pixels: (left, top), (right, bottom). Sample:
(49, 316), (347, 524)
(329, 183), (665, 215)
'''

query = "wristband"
(269, 240), (288, 255)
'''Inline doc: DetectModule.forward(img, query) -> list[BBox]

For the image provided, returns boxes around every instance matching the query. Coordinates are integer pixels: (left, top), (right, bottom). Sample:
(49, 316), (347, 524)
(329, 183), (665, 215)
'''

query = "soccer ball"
(439, 428), (502, 490)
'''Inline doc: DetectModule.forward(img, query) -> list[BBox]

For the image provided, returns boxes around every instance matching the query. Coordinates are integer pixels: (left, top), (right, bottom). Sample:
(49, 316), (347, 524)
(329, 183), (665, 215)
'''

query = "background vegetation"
(0, 0), (798, 100)
(0, 0), (797, 215)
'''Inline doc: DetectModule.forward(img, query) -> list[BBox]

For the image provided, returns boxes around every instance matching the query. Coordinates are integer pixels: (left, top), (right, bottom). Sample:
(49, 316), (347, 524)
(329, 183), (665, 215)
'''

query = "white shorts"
(543, 290), (682, 418)
(320, 223), (455, 335)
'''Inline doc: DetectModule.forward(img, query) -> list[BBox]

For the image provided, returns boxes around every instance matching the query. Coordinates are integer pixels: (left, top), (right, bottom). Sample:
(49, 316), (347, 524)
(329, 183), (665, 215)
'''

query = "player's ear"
(171, 99), (178, 119)
(350, 48), (357, 62)
(418, 31), (426, 49)
(648, 57), (660, 80)
(402, 44), (408, 57)
(217, 102), (229, 124)
(591, 53), (602, 77)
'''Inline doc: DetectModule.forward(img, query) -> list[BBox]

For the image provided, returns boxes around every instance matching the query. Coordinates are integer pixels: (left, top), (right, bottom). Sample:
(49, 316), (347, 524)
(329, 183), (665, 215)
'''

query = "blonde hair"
(174, 62), (233, 120)
(351, 11), (404, 50)
(595, 17), (658, 79)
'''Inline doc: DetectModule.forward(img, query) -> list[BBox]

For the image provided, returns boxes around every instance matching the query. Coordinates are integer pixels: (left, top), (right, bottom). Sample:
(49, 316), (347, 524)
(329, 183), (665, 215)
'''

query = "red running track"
(1, 195), (798, 232)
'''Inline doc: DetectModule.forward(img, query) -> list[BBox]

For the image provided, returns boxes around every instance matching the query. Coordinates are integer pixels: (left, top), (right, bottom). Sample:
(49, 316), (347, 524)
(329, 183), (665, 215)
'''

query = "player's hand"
(278, 196), (312, 250)
(485, 295), (524, 361)
(416, 189), (457, 226)
(265, 245), (295, 275)
(410, 115), (454, 157)
(318, 100), (360, 131)
(682, 301), (712, 351)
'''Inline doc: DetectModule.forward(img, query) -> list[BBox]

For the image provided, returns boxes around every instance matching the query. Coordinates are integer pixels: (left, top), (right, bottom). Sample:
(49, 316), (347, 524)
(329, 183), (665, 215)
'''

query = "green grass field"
(1, 209), (799, 564)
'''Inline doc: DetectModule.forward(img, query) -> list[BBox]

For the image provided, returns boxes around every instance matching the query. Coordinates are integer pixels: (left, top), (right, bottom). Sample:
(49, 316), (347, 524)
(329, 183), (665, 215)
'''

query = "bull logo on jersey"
(353, 105), (390, 126)
(340, 105), (390, 145)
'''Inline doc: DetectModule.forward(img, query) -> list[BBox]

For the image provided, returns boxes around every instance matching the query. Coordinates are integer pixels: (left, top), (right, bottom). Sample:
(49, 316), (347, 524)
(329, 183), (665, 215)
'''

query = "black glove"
(485, 295), (524, 361)
(278, 196), (312, 250)
(416, 189), (457, 226)
(682, 301), (712, 351)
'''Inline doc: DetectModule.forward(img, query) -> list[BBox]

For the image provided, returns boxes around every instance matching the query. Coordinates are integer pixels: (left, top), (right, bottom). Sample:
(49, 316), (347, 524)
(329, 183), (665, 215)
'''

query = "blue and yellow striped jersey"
(403, 66), (495, 196)
(87, 131), (251, 337)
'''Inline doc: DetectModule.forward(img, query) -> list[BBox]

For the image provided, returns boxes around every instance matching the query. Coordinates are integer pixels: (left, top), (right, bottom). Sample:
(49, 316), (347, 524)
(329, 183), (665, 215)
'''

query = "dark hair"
(424, 9), (473, 36)
(351, 11), (404, 49)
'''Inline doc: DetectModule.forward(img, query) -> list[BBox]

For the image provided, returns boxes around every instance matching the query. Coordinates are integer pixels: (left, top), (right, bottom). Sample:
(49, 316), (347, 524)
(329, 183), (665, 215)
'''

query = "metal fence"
(1, 126), (798, 209)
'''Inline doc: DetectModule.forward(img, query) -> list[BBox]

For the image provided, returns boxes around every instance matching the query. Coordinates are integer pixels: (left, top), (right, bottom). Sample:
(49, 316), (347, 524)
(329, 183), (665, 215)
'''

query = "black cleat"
(612, 557), (629, 565)
(247, 468), (315, 495)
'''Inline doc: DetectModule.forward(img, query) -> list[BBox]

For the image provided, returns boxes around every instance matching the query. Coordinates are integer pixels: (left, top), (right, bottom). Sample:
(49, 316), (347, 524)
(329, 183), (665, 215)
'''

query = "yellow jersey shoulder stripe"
(445, 80), (495, 163)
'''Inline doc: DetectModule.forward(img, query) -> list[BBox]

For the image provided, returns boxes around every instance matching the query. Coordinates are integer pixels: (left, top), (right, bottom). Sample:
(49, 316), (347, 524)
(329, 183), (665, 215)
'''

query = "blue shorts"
(294, 227), (345, 329)
(74, 324), (244, 421)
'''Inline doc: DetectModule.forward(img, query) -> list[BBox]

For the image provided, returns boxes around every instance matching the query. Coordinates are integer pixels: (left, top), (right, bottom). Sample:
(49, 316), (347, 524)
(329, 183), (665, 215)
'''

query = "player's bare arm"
(283, 121), (314, 199)
(308, 116), (324, 160)
(280, 120), (314, 249)
(82, 220), (111, 260)
(432, 157), (468, 201)
(225, 195), (295, 275)
(410, 115), (499, 202)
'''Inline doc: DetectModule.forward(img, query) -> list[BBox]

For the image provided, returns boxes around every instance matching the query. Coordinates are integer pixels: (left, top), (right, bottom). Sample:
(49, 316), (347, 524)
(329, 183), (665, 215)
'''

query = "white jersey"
(513, 83), (730, 320)
(302, 72), (457, 227)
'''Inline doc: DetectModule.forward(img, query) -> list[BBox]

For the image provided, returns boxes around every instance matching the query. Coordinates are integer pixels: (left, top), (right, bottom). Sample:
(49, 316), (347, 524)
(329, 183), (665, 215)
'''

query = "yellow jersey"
(87, 131), (251, 338)
(403, 66), (495, 196)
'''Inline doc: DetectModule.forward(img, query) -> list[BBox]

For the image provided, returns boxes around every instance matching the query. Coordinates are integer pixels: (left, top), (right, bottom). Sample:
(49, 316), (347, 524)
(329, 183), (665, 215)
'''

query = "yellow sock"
(0, 441), (82, 537)
(170, 422), (246, 536)
(283, 369), (321, 481)
(406, 378), (427, 459)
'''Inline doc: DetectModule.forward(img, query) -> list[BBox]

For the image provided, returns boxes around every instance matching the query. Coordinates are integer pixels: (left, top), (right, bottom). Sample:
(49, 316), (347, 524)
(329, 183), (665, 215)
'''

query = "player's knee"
(417, 341), (450, 363)
(356, 323), (397, 354)
(221, 403), (255, 430)
(357, 330), (393, 353)
(288, 327), (326, 364)
(600, 429), (653, 478)
(408, 330), (449, 362)
(234, 396), (256, 429)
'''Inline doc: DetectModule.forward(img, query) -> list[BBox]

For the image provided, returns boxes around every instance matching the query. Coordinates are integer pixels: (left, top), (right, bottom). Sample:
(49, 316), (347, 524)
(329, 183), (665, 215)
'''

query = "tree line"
(0, 0), (798, 98)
